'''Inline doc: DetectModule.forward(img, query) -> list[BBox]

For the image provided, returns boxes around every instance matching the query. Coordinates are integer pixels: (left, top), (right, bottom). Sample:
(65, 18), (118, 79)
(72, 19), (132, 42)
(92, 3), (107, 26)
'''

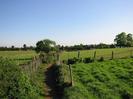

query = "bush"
(67, 58), (76, 65)
(83, 57), (94, 63)
(57, 64), (71, 87)
(130, 56), (133, 58)
(0, 58), (39, 99)
(121, 91), (131, 99)
(98, 57), (104, 62)
(62, 60), (67, 64)
(78, 58), (83, 63)
(67, 57), (83, 65)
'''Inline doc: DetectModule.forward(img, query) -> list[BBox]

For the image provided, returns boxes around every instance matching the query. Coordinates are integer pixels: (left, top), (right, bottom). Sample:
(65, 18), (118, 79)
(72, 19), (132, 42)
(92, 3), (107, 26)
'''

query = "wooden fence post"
(30, 61), (33, 73)
(69, 64), (73, 86)
(111, 51), (114, 60)
(32, 58), (34, 72)
(29, 63), (31, 74)
(94, 51), (96, 60)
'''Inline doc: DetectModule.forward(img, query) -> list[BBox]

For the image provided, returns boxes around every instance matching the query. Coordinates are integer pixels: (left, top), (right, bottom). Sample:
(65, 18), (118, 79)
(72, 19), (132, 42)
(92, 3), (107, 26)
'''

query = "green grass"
(0, 57), (44, 99)
(0, 50), (38, 64)
(63, 58), (133, 99)
(0, 50), (37, 59)
(61, 48), (133, 60)
(29, 64), (46, 99)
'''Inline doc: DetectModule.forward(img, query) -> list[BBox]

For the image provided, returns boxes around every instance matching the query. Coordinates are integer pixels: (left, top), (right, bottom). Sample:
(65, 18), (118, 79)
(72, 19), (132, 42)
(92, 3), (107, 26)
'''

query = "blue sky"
(0, 0), (133, 47)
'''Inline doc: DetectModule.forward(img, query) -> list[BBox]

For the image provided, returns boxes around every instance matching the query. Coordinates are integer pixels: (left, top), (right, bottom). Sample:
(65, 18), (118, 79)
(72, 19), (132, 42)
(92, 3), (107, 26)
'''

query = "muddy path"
(44, 64), (63, 99)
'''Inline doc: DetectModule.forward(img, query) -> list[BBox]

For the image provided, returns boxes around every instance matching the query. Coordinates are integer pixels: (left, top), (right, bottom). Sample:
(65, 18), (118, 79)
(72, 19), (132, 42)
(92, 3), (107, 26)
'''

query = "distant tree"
(79, 44), (84, 50)
(72, 44), (84, 50)
(29, 46), (34, 50)
(60, 45), (64, 51)
(126, 33), (133, 47)
(109, 44), (116, 48)
(114, 32), (127, 47)
(11, 45), (15, 49)
(96, 43), (109, 49)
(35, 39), (56, 53)
(11, 45), (15, 51)
(23, 44), (27, 50)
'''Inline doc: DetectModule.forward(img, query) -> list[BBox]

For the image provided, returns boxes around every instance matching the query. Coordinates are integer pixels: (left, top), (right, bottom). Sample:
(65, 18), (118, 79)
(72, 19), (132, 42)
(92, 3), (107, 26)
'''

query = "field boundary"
(20, 56), (42, 73)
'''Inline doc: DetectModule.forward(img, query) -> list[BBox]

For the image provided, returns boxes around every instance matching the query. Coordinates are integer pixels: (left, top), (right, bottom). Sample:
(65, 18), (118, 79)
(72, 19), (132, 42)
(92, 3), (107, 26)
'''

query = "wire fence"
(16, 49), (133, 87)
(62, 49), (133, 61)
(59, 49), (133, 87)
(20, 56), (42, 74)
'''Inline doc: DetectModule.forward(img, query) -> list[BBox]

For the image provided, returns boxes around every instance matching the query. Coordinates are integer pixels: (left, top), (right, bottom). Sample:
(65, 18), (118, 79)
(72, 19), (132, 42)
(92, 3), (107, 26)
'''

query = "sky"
(0, 0), (133, 47)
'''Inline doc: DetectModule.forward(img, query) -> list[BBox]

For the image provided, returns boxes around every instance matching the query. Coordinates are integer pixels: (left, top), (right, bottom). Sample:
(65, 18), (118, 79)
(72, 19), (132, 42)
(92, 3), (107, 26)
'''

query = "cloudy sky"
(0, 0), (133, 47)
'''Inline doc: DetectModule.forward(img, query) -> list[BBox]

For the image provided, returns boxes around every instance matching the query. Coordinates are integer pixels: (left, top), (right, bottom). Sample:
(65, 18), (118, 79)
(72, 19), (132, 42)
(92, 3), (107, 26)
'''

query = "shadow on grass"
(45, 64), (63, 99)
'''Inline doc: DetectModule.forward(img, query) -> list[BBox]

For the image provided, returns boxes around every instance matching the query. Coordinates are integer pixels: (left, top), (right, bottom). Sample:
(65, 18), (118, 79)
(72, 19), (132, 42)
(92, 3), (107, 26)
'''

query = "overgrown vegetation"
(57, 64), (71, 87)
(63, 58), (133, 99)
(0, 57), (45, 99)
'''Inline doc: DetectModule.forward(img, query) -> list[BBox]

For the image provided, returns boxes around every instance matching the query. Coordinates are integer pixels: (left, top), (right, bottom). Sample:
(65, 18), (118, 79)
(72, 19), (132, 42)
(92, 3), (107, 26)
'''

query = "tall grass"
(63, 58), (133, 99)
(0, 57), (45, 99)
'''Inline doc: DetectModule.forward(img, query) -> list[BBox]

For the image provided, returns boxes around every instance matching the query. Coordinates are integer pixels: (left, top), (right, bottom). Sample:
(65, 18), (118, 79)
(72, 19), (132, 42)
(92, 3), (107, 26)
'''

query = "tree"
(96, 43), (109, 49)
(23, 44), (27, 50)
(114, 32), (127, 47)
(35, 39), (56, 53)
(11, 45), (15, 49)
(59, 45), (64, 51)
(126, 33), (133, 47)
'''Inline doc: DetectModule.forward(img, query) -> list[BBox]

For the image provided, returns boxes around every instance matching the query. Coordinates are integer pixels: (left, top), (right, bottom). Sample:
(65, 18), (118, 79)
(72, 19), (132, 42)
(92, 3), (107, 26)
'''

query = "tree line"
(0, 32), (133, 51)
(60, 32), (133, 51)
(58, 43), (116, 51)
(0, 44), (35, 51)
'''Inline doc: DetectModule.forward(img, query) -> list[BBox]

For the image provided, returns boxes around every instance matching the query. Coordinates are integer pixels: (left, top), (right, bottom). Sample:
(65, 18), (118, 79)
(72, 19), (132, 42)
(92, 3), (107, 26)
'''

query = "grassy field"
(63, 58), (133, 99)
(0, 50), (37, 64)
(0, 49), (133, 98)
(0, 47), (133, 64)
(61, 47), (133, 60)
(0, 47), (132, 62)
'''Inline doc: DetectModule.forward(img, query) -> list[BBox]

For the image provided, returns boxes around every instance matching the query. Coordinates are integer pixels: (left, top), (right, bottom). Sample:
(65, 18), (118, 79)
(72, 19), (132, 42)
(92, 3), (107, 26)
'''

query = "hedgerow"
(0, 57), (40, 99)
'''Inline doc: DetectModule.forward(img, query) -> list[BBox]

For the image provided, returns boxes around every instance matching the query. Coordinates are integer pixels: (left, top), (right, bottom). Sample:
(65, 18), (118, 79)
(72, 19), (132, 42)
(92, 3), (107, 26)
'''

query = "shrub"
(62, 60), (67, 64)
(130, 56), (133, 58)
(0, 58), (39, 99)
(57, 64), (71, 87)
(67, 58), (76, 65)
(83, 57), (94, 63)
(78, 58), (83, 63)
(98, 57), (104, 62)
(121, 90), (132, 99)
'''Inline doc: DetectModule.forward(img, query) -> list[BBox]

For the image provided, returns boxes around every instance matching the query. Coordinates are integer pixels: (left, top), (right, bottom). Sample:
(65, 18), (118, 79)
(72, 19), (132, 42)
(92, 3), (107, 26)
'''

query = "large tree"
(114, 32), (133, 47)
(126, 33), (133, 47)
(114, 32), (127, 47)
(35, 39), (56, 53)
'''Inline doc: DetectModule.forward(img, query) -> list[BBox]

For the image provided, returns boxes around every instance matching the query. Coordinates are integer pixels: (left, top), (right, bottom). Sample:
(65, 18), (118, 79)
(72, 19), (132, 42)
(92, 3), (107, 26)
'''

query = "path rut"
(44, 64), (62, 99)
